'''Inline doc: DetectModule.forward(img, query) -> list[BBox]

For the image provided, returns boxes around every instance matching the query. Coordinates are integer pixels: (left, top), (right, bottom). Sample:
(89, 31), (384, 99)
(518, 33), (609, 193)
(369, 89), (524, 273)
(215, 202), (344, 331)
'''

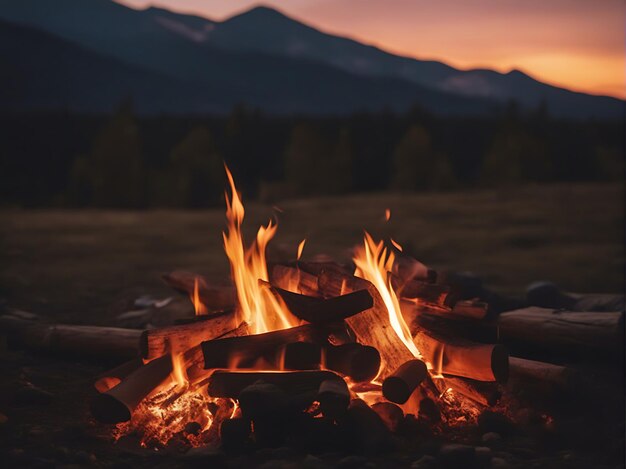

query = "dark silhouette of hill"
(0, 0), (622, 118)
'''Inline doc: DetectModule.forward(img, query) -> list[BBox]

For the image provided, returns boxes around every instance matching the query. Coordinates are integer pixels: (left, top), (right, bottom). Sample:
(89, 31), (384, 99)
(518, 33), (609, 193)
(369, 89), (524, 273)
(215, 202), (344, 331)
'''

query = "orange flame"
(353, 232), (421, 359)
(222, 165), (299, 334)
(384, 208), (391, 221)
(297, 239), (306, 260)
(191, 277), (208, 315)
(390, 238), (403, 252)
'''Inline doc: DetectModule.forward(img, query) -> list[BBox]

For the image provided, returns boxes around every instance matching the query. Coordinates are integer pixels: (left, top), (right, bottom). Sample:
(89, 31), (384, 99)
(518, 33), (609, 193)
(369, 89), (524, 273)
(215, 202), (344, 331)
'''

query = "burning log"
(268, 286), (373, 324)
(412, 329), (509, 382)
(270, 265), (319, 296)
(325, 343), (381, 382)
(444, 376), (502, 407)
(317, 269), (416, 379)
(403, 305), (498, 343)
(393, 276), (450, 307)
(140, 309), (240, 360)
(90, 354), (173, 424)
(0, 315), (141, 361)
(94, 358), (143, 393)
(207, 370), (341, 399)
(162, 270), (235, 311)
(371, 402), (404, 432)
(450, 300), (489, 320)
(201, 324), (333, 370)
(498, 308), (624, 355)
(382, 359), (428, 404)
(317, 378), (350, 420)
(508, 357), (571, 389)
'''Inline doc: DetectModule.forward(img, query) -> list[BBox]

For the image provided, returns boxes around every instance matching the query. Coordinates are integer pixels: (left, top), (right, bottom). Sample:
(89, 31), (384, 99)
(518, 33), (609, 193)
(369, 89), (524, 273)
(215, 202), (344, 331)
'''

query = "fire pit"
(1, 168), (623, 467)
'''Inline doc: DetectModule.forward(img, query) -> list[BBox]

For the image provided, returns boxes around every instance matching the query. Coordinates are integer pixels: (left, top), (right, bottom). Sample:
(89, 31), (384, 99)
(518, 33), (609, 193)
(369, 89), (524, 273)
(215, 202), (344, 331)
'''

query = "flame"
(171, 353), (188, 389)
(223, 165), (299, 334)
(384, 208), (391, 221)
(297, 239), (306, 260)
(191, 277), (208, 315)
(353, 232), (421, 359)
(390, 238), (403, 252)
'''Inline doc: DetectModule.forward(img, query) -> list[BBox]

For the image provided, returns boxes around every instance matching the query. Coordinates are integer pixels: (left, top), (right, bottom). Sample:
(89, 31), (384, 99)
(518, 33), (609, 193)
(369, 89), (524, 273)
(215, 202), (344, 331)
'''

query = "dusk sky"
(117, 0), (625, 99)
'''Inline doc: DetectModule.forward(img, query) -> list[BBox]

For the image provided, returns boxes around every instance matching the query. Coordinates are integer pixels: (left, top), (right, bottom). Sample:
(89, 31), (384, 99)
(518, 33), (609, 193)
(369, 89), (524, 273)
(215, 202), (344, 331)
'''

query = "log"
(393, 276), (450, 307)
(413, 329), (509, 382)
(207, 370), (341, 399)
(382, 359), (428, 404)
(508, 357), (571, 389)
(317, 269), (416, 379)
(90, 354), (173, 423)
(444, 376), (502, 407)
(324, 343), (381, 382)
(371, 402), (404, 433)
(220, 418), (252, 450)
(201, 324), (334, 370)
(0, 315), (141, 361)
(498, 308), (624, 355)
(318, 378), (350, 420)
(268, 286), (373, 324)
(162, 270), (235, 311)
(284, 342), (322, 370)
(270, 265), (319, 296)
(451, 300), (489, 320)
(342, 399), (392, 452)
(140, 309), (240, 360)
(94, 358), (143, 393)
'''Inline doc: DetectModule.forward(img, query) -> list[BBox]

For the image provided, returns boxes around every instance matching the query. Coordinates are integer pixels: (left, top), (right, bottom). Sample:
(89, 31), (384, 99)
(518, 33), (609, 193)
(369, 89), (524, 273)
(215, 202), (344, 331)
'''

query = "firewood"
(162, 270), (235, 311)
(204, 398), (235, 444)
(317, 269), (416, 379)
(284, 342), (322, 370)
(268, 286), (373, 324)
(90, 354), (173, 423)
(450, 300), (489, 320)
(317, 378), (350, 419)
(324, 343), (381, 382)
(371, 402), (404, 432)
(94, 358), (143, 393)
(201, 324), (334, 370)
(393, 276), (450, 306)
(498, 308), (624, 355)
(444, 376), (502, 407)
(207, 370), (341, 399)
(412, 329), (509, 382)
(382, 359), (428, 404)
(220, 418), (252, 451)
(270, 265), (319, 296)
(508, 357), (571, 389)
(0, 315), (141, 361)
(402, 304), (498, 343)
(341, 399), (392, 452)
(238, 381), (289, 419)
(140, 309), (240, 360)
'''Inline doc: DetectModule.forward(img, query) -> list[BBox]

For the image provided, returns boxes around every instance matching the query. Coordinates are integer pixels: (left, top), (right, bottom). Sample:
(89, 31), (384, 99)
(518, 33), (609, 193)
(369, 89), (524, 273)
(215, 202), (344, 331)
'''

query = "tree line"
(0, 101), (622, 208)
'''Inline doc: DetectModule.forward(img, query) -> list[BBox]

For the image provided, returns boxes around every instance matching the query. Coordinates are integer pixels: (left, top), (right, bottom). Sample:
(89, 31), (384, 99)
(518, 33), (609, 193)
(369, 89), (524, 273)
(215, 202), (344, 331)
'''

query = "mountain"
(0, 19), (496, 115)
(0, 0), (621, 118)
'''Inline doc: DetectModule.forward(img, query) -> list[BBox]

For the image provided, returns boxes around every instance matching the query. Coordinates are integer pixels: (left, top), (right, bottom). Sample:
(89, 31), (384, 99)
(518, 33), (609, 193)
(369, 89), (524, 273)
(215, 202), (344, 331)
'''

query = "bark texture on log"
(508, 357), (571, 389)
(382, 359), (428, 404)
(0, 315), (141, 360)
(498, 308), (624, 354)
(140, 309), (240, 359)
(94, 358), (143, 393)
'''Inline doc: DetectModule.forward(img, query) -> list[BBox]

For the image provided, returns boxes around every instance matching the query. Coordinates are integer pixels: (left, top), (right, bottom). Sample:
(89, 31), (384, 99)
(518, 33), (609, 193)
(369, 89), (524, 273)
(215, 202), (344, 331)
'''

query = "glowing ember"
(222, 165), (300, 334)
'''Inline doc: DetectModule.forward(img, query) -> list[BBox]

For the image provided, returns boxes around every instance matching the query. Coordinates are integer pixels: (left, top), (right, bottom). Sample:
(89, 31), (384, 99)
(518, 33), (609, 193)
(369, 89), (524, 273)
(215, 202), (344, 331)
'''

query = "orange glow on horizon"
(116, 0), (625, 99)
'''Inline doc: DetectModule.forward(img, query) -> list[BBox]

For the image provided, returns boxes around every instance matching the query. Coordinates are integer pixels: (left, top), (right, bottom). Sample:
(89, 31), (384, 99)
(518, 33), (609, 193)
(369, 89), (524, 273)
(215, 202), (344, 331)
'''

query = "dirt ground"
(0, 183), (623, 324)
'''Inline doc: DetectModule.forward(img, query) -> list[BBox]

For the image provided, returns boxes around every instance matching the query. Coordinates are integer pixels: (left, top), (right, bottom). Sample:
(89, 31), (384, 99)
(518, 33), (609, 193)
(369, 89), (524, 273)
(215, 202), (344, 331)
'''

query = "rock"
(74, 451), (97, 464)
(258, 460), (299, 469)
(438, 444), (476, 469)
(478, 411), (513, 436)
(474, 446), (492, 465)
(302, 454), (330, 469)
(481, 432), (502, 446)
(13, 383), (53, 406)
(491, 457), (511, 469)
(410, 454), (437, 468)
(336, 455), (368, 468)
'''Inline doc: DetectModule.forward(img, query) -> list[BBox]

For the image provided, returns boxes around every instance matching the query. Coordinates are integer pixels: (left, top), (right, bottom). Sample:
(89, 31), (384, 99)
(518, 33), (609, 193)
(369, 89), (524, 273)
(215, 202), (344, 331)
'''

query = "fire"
(353, 232), (422, 360)
(385, 208), (391, 221)
(297, 238), (306, 260)
(191, 277), (208, 315)
(222, 165), (299, 334)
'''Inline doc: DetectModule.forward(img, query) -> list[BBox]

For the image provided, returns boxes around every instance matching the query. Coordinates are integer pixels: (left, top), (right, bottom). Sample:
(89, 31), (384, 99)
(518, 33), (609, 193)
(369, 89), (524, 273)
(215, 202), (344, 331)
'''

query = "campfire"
(84, 166), (512, 450)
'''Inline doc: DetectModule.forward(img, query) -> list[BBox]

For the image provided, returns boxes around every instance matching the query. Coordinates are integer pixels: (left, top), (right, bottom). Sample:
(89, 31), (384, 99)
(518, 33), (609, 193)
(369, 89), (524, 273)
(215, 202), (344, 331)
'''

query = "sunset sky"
(117, 0), (625, 99)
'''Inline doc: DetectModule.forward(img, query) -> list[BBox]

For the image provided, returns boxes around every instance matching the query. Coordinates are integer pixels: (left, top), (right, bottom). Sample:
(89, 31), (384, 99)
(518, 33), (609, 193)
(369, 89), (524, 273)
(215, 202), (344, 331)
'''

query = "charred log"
(382, 359), (428, 404)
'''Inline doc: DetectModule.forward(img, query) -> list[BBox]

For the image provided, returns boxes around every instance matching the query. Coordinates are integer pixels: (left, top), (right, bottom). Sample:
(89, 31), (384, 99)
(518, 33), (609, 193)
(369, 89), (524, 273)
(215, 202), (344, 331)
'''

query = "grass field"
(0, 183), (623, 324)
